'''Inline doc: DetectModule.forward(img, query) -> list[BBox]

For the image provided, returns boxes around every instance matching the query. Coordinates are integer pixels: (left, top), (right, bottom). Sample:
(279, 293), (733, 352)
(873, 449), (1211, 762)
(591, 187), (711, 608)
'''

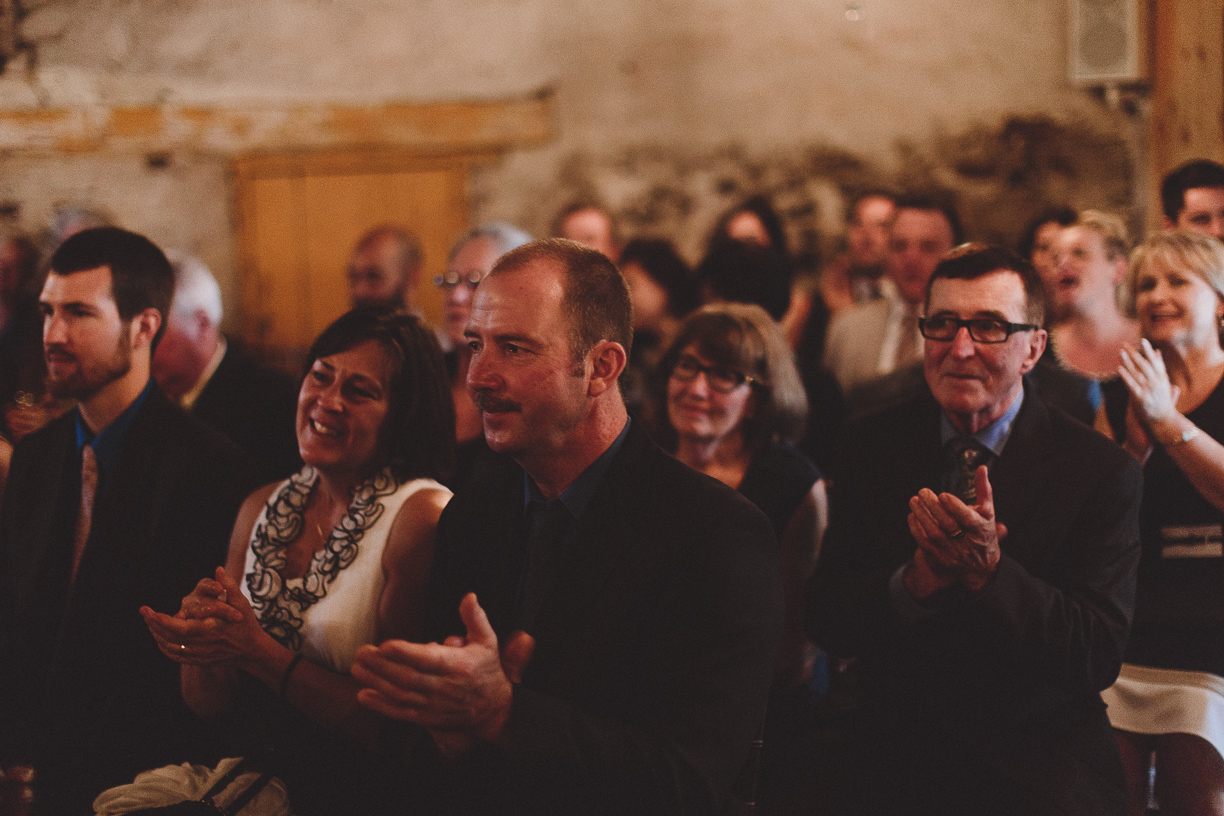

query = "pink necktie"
(70, 445), (97, 585)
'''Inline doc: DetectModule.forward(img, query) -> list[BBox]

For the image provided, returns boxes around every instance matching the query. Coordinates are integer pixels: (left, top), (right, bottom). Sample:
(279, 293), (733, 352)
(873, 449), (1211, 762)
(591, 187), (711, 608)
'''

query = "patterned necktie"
(70, 444), (98, 585)
(947, 436), (986, 504)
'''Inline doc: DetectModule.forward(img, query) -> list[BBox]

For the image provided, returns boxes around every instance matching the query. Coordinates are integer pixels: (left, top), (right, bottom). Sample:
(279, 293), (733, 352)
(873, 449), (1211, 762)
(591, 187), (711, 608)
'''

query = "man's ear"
(586, 340), (627, 397)
(193, 309), (212, 336)
(130, 308), (162, 350)
(1019, 328), (1047, 375)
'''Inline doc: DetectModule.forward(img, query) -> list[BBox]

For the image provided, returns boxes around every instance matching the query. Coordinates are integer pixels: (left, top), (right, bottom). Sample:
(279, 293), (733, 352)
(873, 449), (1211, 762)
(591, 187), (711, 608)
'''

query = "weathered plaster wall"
(0, 0), (1142, 326)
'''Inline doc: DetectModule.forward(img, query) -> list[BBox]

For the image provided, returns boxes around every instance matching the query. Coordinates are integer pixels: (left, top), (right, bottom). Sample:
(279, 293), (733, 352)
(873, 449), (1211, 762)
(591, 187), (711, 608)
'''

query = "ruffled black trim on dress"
(246, 465), (399, 650)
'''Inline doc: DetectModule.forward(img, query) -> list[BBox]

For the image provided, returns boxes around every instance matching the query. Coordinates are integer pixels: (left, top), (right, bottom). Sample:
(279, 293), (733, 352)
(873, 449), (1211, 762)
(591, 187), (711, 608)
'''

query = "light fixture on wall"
(1068, 0), (1149, 114)
(1068, 0), (1146, 85)
(844, 3), (865, 22)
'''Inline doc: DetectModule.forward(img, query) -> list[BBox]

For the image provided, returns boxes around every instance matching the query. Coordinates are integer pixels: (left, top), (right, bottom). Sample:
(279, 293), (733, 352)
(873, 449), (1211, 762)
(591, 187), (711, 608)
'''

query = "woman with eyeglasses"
(1096, 231), (1224, 816)
(659, 303), (827, 796)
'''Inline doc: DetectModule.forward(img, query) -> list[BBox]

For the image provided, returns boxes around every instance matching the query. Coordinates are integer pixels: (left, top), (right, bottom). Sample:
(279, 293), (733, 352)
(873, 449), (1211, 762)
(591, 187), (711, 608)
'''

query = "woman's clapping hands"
(140, 567), (268, 667)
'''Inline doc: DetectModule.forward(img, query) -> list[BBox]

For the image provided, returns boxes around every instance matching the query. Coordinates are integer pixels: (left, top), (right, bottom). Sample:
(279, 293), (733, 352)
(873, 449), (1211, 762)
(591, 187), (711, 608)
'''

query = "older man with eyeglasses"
(806, 244), (1143, 815)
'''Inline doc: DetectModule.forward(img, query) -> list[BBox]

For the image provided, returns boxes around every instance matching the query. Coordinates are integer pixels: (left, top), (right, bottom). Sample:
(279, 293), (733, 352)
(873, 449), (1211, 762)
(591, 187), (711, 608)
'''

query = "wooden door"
(233, 149), (485, 364)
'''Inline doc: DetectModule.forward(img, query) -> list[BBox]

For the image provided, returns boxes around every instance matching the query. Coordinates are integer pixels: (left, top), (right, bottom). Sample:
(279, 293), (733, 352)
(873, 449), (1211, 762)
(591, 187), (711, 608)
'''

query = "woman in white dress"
(142, 308), (455, 814)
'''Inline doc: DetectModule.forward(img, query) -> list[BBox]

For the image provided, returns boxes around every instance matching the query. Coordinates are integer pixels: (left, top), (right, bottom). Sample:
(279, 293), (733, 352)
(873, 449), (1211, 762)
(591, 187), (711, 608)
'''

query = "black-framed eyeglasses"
(918, 315), (1039, 344)
(670, 354), (754, 393)
(432, 270), (484, 289)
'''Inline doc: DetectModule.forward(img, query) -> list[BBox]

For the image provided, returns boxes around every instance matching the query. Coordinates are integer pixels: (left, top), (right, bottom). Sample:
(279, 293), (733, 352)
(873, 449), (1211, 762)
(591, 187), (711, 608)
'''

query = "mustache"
(472, 393), (521, 413)
(45, 345), (76, 363)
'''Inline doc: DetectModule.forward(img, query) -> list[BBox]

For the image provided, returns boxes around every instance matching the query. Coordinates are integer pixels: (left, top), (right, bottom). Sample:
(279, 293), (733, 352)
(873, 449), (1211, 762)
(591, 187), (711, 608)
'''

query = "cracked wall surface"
(0, 0), (1141, 327)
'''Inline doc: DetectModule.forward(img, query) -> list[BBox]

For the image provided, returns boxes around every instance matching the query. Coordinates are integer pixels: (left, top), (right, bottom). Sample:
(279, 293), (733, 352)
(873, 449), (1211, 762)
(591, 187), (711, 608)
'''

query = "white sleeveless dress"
(240, 466), (449, 673)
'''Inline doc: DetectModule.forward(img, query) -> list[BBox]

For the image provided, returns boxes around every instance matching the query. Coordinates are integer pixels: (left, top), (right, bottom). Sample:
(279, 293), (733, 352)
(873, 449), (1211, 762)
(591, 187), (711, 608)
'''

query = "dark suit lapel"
(893, 390), (944, 502)
(989, 386), (1057, 556)
(191, 342), (237, 418)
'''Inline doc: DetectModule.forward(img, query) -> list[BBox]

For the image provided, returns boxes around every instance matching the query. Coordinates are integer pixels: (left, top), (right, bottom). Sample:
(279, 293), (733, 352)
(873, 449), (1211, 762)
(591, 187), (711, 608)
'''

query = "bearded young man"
(0, 227), (256, 814)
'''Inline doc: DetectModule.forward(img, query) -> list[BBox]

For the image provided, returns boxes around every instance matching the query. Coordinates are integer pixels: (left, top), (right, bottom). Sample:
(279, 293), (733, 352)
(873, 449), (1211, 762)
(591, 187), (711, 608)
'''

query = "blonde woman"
(1097, 230), (1224, 816)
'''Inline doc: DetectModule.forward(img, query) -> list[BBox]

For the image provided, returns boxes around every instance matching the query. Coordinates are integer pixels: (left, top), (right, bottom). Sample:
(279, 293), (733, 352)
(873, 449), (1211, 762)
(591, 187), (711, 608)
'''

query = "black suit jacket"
(806, 385), (1142, 815)
(192, 340), (301, 482)
(0, 386), (257, 813)
(419, 422), (783, 815)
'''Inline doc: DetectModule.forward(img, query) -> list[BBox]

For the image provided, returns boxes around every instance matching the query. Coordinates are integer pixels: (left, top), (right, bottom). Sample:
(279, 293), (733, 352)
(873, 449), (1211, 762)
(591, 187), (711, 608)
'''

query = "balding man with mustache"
(352, 238), (783, 815)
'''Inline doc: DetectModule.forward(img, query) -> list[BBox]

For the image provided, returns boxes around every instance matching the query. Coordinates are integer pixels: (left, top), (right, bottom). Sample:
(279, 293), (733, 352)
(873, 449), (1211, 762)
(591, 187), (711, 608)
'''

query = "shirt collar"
(181, 335), (227, 411)
(878, 277), (900, 303)
(76, 380), (154, 475)
(524, 417), (632, 520)
(940, 387), (1024, 458)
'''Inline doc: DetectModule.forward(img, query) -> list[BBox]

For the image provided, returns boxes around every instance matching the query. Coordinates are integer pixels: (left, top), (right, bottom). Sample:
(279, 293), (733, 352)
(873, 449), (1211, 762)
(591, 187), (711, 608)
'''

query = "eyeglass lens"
(921, 317), (1012, 343)
(432, 270), (483, 288)
(672, 356), (746, 392)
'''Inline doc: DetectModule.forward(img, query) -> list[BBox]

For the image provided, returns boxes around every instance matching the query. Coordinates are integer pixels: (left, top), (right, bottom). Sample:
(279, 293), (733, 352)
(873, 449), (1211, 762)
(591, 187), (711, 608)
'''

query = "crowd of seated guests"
(0, 229), (52, 446)
(3, 159), (1224, 815)
(1019, 205), (1077, 285)
(817, 191), (897, 317)
(616, 236), (700, 424)
(822, 194), (961, 400)
(0, 226), (26, 501)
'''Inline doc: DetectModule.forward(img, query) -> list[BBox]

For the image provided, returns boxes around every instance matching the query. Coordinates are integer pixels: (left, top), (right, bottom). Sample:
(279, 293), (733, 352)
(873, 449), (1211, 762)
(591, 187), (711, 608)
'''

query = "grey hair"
(165, 250), (223, 326)
(449, 222), (533, 261)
